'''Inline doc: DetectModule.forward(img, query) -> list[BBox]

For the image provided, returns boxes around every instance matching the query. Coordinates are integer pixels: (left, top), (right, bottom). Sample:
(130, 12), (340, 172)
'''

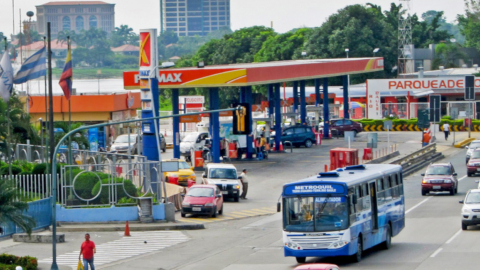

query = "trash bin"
(330, 148), (359, 170)
(363, 148), (373, 160)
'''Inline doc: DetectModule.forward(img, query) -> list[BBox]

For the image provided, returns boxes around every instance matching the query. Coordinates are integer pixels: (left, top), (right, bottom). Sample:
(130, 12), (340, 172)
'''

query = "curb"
(55, 223), (205, 232)
(454, 138), (476, 148)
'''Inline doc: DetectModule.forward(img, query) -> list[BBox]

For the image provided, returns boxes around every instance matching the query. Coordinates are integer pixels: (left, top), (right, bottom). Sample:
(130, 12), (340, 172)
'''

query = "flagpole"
(67, 37), (72, 166)
(43, 36), (49, 167)
(4, 38), (12, 177)
(47, 22), (59, 270)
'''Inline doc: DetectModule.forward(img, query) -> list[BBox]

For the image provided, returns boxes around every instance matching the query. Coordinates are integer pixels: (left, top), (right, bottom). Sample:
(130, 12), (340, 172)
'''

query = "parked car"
(271, 124), (316, 148)
(180, 132), (209, 161)
(329, 119), (363, 137)
(460, 189), (480, 230)
(294, 264), (340, 270)
(421, 162), (458, 196)
(110, 133), (166, 154)
(181, 184), (223, 218)
(202, 163), (241, 202)
(467, 149), (480, 177)
(466, 140), (480, 163)
(163, 159), (197, 187)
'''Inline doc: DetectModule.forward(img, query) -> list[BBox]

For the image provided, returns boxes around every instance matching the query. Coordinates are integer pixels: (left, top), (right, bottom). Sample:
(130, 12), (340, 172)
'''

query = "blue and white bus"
(280, 164), (405, 263)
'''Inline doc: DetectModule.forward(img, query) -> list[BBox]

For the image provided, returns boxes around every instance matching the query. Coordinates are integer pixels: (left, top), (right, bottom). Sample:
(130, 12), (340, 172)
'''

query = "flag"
(59, 47), (72, 100)
(0, 52), (14, 101)
(13, 47), (46, 84)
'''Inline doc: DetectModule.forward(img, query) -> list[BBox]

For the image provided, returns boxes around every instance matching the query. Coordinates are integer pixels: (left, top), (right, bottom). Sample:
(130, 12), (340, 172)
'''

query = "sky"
(0, 0), (468, 37)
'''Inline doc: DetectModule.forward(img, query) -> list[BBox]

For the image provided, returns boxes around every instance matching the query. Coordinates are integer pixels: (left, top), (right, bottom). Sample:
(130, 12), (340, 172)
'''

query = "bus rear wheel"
(295, 257), (306, 263)
(382, 224), (392, 250)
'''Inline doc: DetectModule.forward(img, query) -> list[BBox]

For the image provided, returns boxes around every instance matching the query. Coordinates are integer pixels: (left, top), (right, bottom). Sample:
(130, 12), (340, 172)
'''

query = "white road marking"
(38, 231), (189, 269)
(458, 175), (467, 182)
(430, 248), (443, 258)
(446, 229), (462, 244)
(405, 197), (432, 214)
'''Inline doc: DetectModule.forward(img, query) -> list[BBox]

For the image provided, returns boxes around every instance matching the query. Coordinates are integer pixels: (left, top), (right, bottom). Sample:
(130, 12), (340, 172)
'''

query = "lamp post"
(38, 117), (44, 161)
(345, 48), (350, 118)
(97, 70), (101, 94)
(373, 48), (380, 57)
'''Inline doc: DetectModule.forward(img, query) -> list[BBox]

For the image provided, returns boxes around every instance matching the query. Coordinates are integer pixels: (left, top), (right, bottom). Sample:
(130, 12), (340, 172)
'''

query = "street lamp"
(345, 48), (349, 58)
(345, 48), (350, 118)
(38, 118), (44, 162)
(373, 48), (380, 57)
(97, 70), (102, 94)
(301, 51), (307, 58)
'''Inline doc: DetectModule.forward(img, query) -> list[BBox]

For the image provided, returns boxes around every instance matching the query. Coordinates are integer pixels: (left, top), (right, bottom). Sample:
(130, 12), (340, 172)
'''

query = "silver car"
(466, 140), (480, 163)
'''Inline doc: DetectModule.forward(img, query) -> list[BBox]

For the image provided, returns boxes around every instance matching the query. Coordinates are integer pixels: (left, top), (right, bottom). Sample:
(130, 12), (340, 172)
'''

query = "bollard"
(325, 164), (328, 172)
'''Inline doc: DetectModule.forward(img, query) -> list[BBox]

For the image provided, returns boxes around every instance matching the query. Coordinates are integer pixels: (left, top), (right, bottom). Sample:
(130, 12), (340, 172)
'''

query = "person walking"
(443, 122), (450, 140)
(239, 169), (248, 199)
(79, 233), (96, 270)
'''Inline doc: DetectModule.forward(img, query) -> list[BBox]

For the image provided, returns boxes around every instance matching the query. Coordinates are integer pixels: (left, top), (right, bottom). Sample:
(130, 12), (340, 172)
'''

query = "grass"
(52, 67), (136, 79)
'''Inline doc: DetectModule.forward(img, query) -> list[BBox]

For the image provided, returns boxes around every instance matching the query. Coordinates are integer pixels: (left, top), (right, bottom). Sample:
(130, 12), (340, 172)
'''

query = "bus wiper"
(317, 194), (332, 218)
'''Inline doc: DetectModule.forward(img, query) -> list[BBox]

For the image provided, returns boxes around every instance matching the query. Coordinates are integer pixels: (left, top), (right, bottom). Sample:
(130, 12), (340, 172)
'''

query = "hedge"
(91, 177), (137, 204)
(0, 165), (23, 175)
(32, 163), (62, 175)
(0, 254), (37, 270)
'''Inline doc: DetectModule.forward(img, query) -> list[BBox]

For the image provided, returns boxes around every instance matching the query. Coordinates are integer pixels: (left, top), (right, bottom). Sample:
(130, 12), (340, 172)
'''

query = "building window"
(179, 22), (186, 26)
(188, 17), (202, 31)
(46, 8), (57, 13)
(166, 8), (177, 11)
(89, 15), (97, 28)
(211, 12), (217, 15)
(88, 7), (96, 12)
(179, 33), (186, 36)
(75, 7), (83, 13)
(166, 13), (177, 16)
(179, 8), (186, 11)
(62, 8), (70, 13)
(219, 22), (225, 25)
(179, 3), (186, 6)
(166, 23), (177, 27)
(166, 18), (177, 22)
(166, 27), (177, 31)
(179, 13), (185, 16)
(166, 3), (177, 7)
(219, 17), (225, 20)
(179, 28), (186, 31)
(62, 16), (71, 31)
(76, 16), (84, 31)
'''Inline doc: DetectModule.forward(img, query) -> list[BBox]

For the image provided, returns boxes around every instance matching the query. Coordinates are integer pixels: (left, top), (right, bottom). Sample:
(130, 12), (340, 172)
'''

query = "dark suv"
(274, 125), (316, 148)
(330, 119), (363, 136)
(421, 163), (458, 196)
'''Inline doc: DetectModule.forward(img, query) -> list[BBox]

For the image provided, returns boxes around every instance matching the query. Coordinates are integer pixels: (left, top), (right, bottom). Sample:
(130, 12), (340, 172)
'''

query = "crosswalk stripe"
(38, 231), (189, 269)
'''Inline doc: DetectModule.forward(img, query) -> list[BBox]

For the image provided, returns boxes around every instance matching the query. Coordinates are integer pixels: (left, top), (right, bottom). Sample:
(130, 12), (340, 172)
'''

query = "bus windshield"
(284, 196), (349, 232)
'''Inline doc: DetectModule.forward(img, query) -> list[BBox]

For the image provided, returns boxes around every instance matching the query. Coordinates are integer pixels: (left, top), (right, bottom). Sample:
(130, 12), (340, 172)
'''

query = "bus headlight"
(329, 240), (348, 249)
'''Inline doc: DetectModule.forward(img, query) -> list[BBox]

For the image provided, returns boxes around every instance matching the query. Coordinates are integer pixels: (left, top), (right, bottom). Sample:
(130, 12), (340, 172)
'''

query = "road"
(3, 132), (477, 270)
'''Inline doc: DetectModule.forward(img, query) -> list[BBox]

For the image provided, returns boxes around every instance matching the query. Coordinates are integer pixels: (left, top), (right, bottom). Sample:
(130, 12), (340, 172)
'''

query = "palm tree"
(0, 179), (36, 235)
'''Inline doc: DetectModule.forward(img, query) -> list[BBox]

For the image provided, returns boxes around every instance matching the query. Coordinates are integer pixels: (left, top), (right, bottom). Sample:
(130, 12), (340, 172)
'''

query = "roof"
(111, 44), (139, 52)
(206, 163), (237, 169)
(404, 67), (480, 77)
(123, 57), (384, 89)
(41, 1), (111, 6)
(285, 164), (402, 189)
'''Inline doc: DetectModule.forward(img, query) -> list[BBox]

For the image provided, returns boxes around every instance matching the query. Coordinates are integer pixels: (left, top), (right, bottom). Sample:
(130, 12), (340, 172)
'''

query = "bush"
(73, 172), (103, 200)
(0, 165), (23, 175)
(32, 163), (62, 174)
(91, 177), (137, 204)
(0, 254), (37, 270)
(392, 119), (407, 125)
(442, 115), (451, 120)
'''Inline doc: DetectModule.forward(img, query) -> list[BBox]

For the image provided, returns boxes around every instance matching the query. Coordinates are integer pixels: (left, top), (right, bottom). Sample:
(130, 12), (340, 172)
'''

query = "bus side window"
(355, 186), (363, 211)
(391, 174), (399, 199)
(362, 184), (370, 210)
(384, 176), (392, 203)
(377, 178), (385, 205)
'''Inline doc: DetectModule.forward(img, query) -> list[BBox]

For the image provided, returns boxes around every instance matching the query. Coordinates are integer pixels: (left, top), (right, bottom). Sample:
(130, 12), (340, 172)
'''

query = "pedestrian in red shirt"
(79, 233), (96, 270)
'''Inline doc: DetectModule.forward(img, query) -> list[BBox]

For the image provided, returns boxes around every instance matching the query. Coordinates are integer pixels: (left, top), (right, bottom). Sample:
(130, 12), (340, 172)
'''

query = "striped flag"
(13, 47), (46, 84)
(59, 47), (72, 100)
(0, 52), (14, 101)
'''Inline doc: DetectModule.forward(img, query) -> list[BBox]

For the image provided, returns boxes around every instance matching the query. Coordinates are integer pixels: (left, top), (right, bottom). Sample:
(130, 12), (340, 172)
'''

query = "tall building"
(160, 0), (230, 37)
(36, 1), (115, 37)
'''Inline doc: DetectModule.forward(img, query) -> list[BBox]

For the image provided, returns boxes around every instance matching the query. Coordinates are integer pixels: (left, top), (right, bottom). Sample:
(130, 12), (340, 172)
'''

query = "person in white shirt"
(443, 122), (450, 140)
(239, 169), (248, 199)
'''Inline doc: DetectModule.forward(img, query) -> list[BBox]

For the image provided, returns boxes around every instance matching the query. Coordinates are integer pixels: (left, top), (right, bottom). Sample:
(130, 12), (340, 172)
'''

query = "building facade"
(36, 1), (115, 37)
(160, 0), (230, 37)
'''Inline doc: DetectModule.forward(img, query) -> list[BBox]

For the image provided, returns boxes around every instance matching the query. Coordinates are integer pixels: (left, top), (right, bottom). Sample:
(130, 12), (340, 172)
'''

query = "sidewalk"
(55, 221), (204, 233)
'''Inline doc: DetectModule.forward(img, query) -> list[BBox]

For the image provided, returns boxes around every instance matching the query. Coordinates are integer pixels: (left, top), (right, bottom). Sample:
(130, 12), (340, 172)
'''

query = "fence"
(0, 197), (52, 239)
(409, 101), (480, 120)
(381, 103), (409, 119)
(13, 174), (56, 202)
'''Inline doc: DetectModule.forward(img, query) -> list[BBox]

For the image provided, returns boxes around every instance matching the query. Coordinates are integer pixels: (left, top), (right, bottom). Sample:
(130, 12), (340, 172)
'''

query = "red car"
(329, 118), (363, 137)
(467, 149), (480, 177)
(181, 184), (223, 218)
(294, 264), (340, 270)
(421, 163), (458, 196)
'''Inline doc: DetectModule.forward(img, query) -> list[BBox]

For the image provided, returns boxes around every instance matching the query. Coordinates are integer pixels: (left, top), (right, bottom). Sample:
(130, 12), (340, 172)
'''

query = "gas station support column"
(274, 83), (282, 152)
(300, 81), (306, 124)
(172, 89), (180, 159)
(315, 79), (321, 106)
(323, 78), (330, 138)
(268, 85), (274, 118)
(240, 86), (254, 159)
(209, 88), (220, 163)
(293, 81), (299, 113)
(343, 75), (350, 119)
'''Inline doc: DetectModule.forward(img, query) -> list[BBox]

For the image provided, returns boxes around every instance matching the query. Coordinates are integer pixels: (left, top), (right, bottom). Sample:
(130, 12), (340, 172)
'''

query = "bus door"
(369, 182), (378, 231)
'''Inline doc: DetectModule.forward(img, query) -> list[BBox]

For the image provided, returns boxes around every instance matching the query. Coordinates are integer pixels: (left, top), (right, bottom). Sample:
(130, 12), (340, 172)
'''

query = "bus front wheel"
(352, 238), (362, 262)
(295, 257), (306, 263)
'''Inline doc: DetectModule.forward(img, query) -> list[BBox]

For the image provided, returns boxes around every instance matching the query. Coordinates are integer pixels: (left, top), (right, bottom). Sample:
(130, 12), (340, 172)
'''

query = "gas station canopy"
(123, 58), (384, 89)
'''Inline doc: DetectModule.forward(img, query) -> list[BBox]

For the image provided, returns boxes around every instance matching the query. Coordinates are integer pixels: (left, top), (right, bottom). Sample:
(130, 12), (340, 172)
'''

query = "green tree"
(0, 179), (36, 235)
(433, 42), (467, 68)
(458, 0), (480, 50)
(72, 28), (114, 67)
(57, 30), (78, 45)
(110, 25), (138, 47)
(53, 122), (89, 150)
(254, 28), (313, 62)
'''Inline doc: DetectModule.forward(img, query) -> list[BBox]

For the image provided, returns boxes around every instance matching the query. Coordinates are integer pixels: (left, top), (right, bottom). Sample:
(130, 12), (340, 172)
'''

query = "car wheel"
(352, 237), (363, 262)
(353, 130), (358, 137)
(450, 188), (455, 196)
(468, 172), (473, 177)
(218, 205), (223, 215)
(234, 195), (240, 202)
(382, 224), (392, 250)
(455, 186), (458, 194)
(181, 212), (186, 218)
(295, 257), (306, 263)
(304, 139), (313, 148)
(212, 207), (217, 218)
(462, 222), (468, 230)
(421, 189), (427, 196)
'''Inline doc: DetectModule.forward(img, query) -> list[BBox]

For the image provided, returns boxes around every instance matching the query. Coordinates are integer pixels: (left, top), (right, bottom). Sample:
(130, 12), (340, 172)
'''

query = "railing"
(13, 174), (56, 202)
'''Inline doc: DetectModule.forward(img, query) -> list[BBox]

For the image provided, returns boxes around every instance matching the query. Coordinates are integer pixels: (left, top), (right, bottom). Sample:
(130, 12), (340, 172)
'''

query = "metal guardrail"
(391, 143), (436, 167)
(390, 143), (443, 175)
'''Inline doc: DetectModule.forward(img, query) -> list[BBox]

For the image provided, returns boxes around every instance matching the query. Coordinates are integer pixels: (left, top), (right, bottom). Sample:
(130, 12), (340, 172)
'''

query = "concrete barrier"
(13, 232), (65, 243)
(454, 138), (476, 148)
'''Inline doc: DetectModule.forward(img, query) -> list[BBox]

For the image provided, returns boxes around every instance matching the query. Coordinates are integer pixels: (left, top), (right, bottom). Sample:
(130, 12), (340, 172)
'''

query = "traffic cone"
(164, 130), (167, 137)
(279, 142), (284, 151)
(124, 221), (131, 237)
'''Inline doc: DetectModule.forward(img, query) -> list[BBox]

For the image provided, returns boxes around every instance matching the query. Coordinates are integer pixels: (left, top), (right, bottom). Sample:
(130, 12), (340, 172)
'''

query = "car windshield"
(179, 161), (190, 169)
(209, 168), (237, 179)
(284, 196), (349, 232)
(472, 152), (480, 159)
(115, 135), (136, 143)
(187, 187), (214, 197)
(182, 133), (199, 142)
(425, 166), (451, 175)
(470, 142), (480, 149)
(465, 192), (480, 204)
